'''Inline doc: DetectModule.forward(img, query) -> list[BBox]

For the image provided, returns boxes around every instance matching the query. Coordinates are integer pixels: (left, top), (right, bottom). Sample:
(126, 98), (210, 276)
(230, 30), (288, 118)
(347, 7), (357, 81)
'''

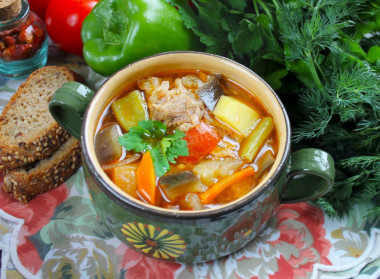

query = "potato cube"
(213, 96), (259, 136)
(110, 165), (138, 198)
(111, 90), (149, 131)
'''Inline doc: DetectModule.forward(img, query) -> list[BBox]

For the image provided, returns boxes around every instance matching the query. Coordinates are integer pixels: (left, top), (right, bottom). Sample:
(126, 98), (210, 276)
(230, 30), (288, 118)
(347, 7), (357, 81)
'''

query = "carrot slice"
(200, 166), (255, 204)
(136, 151), (159, 205)
(198, 71), (208, 82)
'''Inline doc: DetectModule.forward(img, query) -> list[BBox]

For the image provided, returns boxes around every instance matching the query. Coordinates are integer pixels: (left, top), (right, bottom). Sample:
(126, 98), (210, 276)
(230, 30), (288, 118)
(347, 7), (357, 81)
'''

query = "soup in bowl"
(96, 69), (278, 210)
(49, 51), (334, 263)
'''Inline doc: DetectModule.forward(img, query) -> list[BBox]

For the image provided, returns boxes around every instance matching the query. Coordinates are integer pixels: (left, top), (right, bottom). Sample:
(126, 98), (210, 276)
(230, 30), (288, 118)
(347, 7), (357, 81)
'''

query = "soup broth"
(95, 70), (278, 210)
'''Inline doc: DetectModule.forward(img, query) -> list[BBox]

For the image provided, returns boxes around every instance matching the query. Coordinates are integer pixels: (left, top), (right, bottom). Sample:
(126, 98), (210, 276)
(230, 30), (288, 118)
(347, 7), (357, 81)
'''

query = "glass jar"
(0, 0), (48, 79)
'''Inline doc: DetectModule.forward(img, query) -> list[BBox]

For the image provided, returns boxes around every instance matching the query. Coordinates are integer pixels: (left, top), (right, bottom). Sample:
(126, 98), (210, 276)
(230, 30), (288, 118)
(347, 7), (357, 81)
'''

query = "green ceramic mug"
(49, 51), (335, 263)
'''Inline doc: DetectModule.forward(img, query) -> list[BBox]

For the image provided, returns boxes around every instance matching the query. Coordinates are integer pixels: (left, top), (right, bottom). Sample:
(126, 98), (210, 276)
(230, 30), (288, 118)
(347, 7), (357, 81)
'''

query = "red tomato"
(178, 122), (220, 163)
(28, 0), (51, 20)
(45, 0), (99, 56)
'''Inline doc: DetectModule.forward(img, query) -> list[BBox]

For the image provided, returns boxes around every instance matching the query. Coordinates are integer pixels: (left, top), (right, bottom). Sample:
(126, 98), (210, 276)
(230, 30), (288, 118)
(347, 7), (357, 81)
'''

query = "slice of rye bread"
(3, 136), (81, 203)
(0, 66), (83, 170)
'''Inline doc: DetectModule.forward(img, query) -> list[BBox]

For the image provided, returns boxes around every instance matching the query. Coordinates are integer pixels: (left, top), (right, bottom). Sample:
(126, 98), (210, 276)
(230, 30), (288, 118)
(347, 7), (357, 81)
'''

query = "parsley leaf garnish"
(118, 120), (188, 177)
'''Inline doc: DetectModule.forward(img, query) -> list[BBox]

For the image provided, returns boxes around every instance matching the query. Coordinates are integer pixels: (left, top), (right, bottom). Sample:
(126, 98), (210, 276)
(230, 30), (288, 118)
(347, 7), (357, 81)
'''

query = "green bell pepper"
(81, 0), (199, 76)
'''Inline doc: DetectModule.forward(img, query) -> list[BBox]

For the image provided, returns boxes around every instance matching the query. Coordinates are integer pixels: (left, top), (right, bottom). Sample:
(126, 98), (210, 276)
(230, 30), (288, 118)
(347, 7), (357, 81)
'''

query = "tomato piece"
(178, 122), (220, 163)
(45, 0), (99, 56)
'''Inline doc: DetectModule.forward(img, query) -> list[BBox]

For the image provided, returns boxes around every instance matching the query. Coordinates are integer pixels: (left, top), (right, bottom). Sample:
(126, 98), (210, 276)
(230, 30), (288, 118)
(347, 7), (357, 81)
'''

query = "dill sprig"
(172, 0), (380, 218)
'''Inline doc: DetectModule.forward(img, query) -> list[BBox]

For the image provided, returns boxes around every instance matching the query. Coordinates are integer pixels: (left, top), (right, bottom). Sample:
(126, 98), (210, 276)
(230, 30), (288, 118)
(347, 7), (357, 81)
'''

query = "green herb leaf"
(118, 120), (188, 177)
(367, 45), (380, 64)
(173, 0), (380, 217)
(163, 130), (189, 163)
(117, 131), (148, 153)
(150, 147), (170, 177)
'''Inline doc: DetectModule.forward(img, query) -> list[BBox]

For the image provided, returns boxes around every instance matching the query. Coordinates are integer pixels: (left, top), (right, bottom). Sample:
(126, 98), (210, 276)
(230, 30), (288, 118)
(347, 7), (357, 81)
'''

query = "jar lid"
(0, 0), (22, 21)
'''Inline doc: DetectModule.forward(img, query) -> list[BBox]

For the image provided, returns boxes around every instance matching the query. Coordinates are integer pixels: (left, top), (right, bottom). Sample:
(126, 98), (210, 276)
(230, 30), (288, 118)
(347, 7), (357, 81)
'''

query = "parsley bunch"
(118, 120), (189, 177)
(172, 0), (380, 218)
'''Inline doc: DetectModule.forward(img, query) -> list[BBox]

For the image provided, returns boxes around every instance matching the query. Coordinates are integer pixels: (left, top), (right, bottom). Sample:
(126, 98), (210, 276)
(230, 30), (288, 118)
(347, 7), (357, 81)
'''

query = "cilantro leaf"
(117, 132), (148, 153)
(162, 130), (189, 163)
(150, 147), (170, 177)
(138, 119), (167, 139)
(118, 120), (188, 177)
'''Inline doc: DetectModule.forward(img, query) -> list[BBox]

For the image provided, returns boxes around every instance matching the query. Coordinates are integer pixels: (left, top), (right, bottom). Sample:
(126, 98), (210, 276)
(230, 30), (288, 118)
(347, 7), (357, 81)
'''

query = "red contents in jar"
(0, 12), (45, 62)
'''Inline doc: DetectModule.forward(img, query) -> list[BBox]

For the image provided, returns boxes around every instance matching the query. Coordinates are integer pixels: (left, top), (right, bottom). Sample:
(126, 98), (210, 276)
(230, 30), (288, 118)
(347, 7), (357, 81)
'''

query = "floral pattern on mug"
(121, 222), (187, 259)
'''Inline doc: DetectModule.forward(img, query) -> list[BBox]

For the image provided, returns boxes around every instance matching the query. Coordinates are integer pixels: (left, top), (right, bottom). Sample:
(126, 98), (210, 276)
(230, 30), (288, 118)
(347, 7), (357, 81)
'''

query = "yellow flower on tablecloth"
(121, 222), (186, 259)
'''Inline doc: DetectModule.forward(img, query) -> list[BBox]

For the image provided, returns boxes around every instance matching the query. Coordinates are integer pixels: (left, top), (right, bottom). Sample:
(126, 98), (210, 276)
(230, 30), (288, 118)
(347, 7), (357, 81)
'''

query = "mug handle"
(281, 148), (335, 203)
(49, 82), (95, 140)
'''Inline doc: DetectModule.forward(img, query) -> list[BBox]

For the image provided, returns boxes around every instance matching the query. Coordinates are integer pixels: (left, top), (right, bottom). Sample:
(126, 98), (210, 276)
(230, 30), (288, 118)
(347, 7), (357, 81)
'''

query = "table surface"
(0, 47), (379, 279)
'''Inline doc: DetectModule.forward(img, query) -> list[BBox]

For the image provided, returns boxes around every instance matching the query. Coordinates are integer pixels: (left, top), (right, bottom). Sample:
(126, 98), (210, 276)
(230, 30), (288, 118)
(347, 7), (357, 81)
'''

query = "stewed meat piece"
(146, 78), (206, 132)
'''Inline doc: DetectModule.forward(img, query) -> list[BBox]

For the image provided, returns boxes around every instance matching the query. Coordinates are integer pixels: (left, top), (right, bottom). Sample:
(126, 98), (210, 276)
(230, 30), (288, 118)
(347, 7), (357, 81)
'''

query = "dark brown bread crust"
(0, 127), (71, 170)
(0, 66), (83, 171)
(3, 136), (82, 203)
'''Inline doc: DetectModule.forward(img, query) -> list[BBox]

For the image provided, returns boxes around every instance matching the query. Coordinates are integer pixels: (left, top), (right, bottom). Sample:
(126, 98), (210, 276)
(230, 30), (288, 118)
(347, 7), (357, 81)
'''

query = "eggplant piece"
(195, 75), (224, 110)
(95, 123), (123, 165)
(102, 154), (140, 170)
(159, 171), (203, 200)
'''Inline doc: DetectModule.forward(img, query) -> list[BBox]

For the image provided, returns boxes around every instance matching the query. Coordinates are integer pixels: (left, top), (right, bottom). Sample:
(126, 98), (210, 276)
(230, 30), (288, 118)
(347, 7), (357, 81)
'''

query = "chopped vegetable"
(159, 171), (203, 200)
(118, 120), (188, 177)
(210, 140), (239, 158)
(95, 124), (122, 164)
(239, 117), (274, 163)
(102, 154), (140, 170)
(109, 164), (138, 198)
(178, 193), (204, 210)
(159, 171), (198, 187)
(193, 158), (244, 186)
(215, 175), (255, 204)
(200, 166), (255, 204)
(181, 75), (204, 89)
(195, 75), (224, 110)
(256, 150), (275, 177)
(198, 71), (208, 82)
(111, 90), (149, 132)
(136, 151), (159, 205)
(213, 95), (259, 136)
(178, 122), (220, 163)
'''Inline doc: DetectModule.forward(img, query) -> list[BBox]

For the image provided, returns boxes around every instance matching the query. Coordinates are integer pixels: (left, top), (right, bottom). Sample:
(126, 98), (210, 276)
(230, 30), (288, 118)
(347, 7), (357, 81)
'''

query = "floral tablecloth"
(0, 47), (379, 279)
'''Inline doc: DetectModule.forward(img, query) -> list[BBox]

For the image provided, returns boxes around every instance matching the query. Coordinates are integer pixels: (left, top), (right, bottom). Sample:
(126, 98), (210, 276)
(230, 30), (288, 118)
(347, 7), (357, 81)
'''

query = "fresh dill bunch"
(172, 0), (380, 217)
(317, 156), (380, 218)
(293, 62), (380, 144)
(276, 0), (367, 90)
(276, 0), (380, 217)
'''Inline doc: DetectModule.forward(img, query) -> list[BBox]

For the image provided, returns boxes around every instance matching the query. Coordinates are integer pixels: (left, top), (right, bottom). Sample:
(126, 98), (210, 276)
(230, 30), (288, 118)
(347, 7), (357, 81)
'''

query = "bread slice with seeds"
(3, 136), (81, 203)
(0, 66), (83, 170)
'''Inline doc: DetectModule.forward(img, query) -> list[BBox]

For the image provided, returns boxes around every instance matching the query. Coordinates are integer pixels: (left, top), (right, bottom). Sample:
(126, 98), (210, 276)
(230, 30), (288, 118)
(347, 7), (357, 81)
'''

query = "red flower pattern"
(0, 172), (69, 274)
(269, 203), (332, 278)
(1, 171), (332, 278)
(115, 243), (181, 279)
(233, 203), (332, 279)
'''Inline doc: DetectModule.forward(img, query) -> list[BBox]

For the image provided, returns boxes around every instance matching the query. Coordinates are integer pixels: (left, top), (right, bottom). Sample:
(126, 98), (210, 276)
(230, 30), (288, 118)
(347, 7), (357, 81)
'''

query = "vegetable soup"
(95, 70), (278, 210)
